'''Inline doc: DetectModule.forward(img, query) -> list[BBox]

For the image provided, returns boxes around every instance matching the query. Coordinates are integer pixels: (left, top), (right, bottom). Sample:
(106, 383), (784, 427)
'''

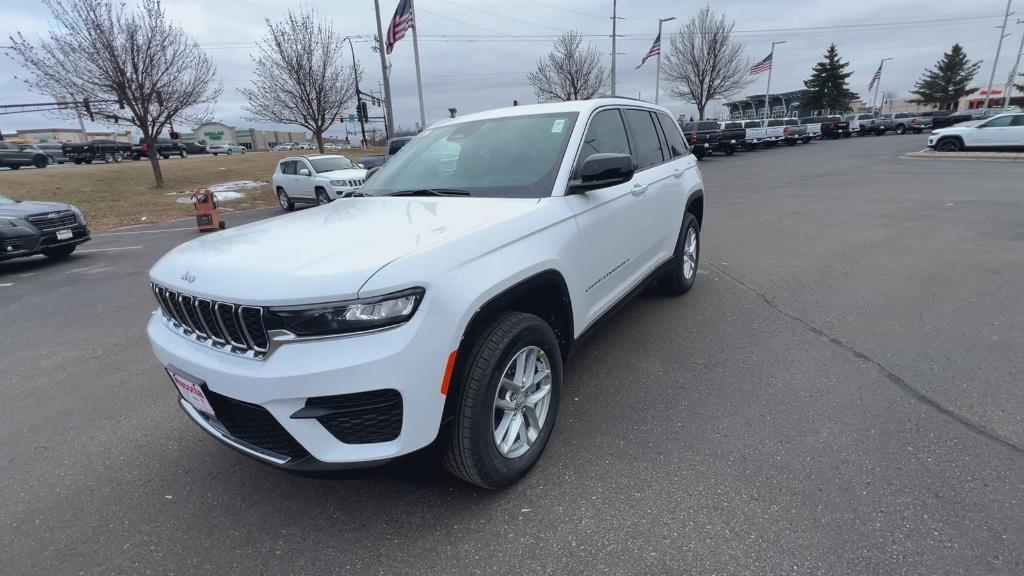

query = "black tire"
(895, 124), (906, 135)
(240, 148), (246, 155)
(227, 149), (233, 155)
(912, 129), (922, 134)
(277, 187), (295, 211)
(212, 153), (218, 156)
(443, 311), (562, 489)
(42, 244), (76, 259)
(103, 152), (114, 163)
(113, 152), (123, 163)
(73, 159), (83, 165)
(662, 212), (700, 295)
(180, 149), (188, 159)
(831, 133), (841, 140)
(936, 138), (962, 152)
(801, 137), (812, 144)
(315, 188), (331, 205)
(9, 165), (20, 170)
(785, 139), (796, 146)
(84, 158), (93, 164)
(842, 132), (851, 138)
(160, 154), (169, 160)
(693, 149), (705, 160)
(33, 156), (48, 169)
(724, 146), (735, 156)
(46, 155), (55, 165)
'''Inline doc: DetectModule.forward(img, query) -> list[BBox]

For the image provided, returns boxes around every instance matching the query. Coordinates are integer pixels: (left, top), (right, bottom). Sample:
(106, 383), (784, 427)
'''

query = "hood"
(149, 196), (539, 305)
(0, 200), (73, 218)
(316, 168), (368, 180)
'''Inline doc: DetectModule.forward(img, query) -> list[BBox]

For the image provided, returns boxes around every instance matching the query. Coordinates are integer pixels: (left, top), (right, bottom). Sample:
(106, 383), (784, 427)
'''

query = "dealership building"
(9, 128), (132, 144)
(178, 122), (308, 151)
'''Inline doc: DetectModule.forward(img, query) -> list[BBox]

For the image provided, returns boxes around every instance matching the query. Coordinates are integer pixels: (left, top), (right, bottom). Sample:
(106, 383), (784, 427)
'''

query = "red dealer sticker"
(168, 370), (215, 417)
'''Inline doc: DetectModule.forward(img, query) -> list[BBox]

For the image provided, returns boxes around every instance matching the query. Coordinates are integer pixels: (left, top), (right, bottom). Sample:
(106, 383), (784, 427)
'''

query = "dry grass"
(0, 148), (383, 231)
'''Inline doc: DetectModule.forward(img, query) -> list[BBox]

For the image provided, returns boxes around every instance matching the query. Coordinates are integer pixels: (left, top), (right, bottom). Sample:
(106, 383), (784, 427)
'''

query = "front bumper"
(147, 307), (457, 470)
(0, 223), (90, 260)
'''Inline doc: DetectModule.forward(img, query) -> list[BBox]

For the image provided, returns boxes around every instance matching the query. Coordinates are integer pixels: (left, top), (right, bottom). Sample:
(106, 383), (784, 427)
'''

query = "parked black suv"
(131, 137), (187, 161)
(681, 121), (720, 159)
(0, 193), (90, 261)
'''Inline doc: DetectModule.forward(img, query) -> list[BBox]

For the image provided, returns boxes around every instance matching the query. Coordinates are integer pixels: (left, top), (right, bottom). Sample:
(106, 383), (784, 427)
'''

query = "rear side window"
(656, 113), (688, 158)
(767, 119), (784, 127)
(982, 115), (1014, 128)
(280, 160), (296, 175)
(682, 122), (697, 132)
(1011, 115), (1024, 127)
(784, 119), (799, 126)
(724, 122), (743, 129)
(624, 109), (666, 170)
(744, 120), (762, 128)
(698, 122), (718, 131)
(576, 109), (630, 175)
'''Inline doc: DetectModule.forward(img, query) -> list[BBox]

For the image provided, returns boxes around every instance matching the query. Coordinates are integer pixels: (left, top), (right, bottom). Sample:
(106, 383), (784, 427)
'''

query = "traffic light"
(359, 101), (369, 122)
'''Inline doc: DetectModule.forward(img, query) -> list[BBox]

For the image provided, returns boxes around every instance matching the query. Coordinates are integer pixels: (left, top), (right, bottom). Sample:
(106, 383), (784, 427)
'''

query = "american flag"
(868, 63), (882, 91)
(749, 53), (772, 75)
(386, 0), (416, 55)
(635, 32), (661, 69)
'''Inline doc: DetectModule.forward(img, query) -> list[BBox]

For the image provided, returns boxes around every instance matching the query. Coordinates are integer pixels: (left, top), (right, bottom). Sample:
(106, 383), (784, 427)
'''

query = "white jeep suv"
(147, 99), (705, 488)
(272, 154), (368, 208)
(928, 112), (1024, 152)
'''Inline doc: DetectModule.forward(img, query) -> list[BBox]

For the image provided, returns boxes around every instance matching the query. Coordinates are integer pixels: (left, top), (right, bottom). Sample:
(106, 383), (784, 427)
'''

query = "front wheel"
(227, 149), (233, 155)
(240, 148), (246, 155)
(895, 125), (906, 135)
(936, 138), (963, 152)
(33, 156), (48, 169)
(662, 213), (700, 295)
(113, 152), (123, 163)
(46, 155), (55, 165)
(315, 188), (331, 205)
(103, 152), (114, 163)
(42, 244), (76, 259)
(180, 149), (188, 159)
(443, 312), (562, 489)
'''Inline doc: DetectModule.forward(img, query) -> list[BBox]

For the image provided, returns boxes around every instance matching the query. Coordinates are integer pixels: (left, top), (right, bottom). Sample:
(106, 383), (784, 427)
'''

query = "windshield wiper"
(384, 188), (471, 197)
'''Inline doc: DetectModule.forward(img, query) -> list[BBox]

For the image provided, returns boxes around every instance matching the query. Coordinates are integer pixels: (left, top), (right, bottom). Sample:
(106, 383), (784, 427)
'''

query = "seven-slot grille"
(28, 210), (77, 231)
(152, 284), (269, 357)
(339, 179), (364, 188)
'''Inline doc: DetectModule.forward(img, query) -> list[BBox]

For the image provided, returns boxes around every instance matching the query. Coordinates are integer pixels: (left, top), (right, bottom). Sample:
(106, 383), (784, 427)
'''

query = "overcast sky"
(0, 0), (1017, 137)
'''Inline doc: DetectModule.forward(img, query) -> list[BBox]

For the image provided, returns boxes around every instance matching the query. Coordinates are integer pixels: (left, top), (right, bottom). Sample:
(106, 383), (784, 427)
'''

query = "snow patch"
(175, 181), (265, 204)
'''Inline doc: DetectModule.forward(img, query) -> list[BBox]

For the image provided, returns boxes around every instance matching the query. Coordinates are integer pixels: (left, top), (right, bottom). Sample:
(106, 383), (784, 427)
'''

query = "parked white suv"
(272, 155), (368, 208)
(928, 112), (1024, 151)
(147, 99), (705, 488)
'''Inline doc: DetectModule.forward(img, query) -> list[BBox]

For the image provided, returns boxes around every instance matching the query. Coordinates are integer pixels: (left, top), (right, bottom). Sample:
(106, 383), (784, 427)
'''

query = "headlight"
(329, 180), (352, 187)
(267, 288), (424, 336)
(70, 205), (87, 225)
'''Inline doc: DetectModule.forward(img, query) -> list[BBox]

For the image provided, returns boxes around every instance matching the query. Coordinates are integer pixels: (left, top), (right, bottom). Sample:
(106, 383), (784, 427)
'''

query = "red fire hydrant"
(192, 188), (226, 232)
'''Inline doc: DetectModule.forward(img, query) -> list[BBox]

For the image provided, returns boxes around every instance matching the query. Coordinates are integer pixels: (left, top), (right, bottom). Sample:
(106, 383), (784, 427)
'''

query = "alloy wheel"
(683, 227), (698, 280)
(492, 346), (553, 459)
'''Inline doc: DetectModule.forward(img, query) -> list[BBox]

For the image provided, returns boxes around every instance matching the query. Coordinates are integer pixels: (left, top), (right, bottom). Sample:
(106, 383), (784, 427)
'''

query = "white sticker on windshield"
(551, 119), (565, 133)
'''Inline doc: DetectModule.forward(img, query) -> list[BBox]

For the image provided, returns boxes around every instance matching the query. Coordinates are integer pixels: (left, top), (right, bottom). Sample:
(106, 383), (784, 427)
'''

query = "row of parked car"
(0, 137), (265, 170)
(681, 116), (856, 159)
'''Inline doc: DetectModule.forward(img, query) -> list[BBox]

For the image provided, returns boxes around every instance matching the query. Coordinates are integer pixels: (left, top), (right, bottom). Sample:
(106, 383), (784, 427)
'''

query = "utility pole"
(654, 17), (676, 104)
(764, 41), (785, 121)
(610, 0), (617, 95)
(373, 0), (395, 138)
(1005, 20), (1024, 105)
(346, 37), (368, 148)
(982, 0), (1015, 111)
(871, 57), (893, 113)
(410, 0), (426, 131)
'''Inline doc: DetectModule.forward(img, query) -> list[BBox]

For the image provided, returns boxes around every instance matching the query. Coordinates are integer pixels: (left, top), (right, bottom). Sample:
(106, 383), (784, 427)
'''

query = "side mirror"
(358, 163), (365, 169)
(568, 153), (634, 193)
(364, 166), (381, 181)
(299, 168), (311, 176)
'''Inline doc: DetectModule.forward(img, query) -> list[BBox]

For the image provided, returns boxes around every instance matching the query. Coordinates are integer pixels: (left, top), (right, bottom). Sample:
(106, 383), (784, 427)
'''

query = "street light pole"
(982, 0), (1015, 112)
(1004, 20), (1024, 105)
(610, 0), (618, 95)
(764, 40), (785, 121)
(373, 0), (394, 138)
(654, 17), (676, 104)
(871, 57), (893, 113)
(346, 37), (367, 149)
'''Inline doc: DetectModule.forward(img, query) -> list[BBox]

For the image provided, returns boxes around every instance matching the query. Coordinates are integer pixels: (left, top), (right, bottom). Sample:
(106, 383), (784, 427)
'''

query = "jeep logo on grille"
(180, 271), (197, 284)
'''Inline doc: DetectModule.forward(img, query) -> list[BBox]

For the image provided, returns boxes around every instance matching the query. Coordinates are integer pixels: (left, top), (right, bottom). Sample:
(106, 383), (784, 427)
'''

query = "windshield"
(308, 156), (358, 172)
(359, 112), (579, 198)
(0, 194), (16, 205)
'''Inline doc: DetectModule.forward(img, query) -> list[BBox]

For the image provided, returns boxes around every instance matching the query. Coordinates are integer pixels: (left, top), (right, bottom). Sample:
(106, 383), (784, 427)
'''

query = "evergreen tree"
(908, 44), (982, 110)
(801, 44), (858, 114)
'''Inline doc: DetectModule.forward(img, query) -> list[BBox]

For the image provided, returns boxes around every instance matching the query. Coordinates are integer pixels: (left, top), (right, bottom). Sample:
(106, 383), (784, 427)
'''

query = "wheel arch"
(686, 190), (704, 228)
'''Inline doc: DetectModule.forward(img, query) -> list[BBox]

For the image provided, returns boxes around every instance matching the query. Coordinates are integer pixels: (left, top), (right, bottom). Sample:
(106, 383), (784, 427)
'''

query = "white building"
(180, 121), (308, 151)
(12, 128), (132, 144)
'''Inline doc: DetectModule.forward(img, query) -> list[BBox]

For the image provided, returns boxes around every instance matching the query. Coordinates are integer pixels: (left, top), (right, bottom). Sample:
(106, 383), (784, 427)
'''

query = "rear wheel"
(33, 156), (48, 169)
(46, 155), (55, 165)
(895, 124), (906, 135)
(724, 145), (735, 156)
(443, 312), (562, 489)
(103, 152), (114, 163)
(227, 149), (233, 155)
(180, 149), (188, 159)
(84, 158), (93, 164)
(662, 212), (700, 295)
(9, 165), (20, 170)
(240, 148), (246, 155)
(73, 159), (83, 165)
(42, 244), (76, 259)
(277, 187), (295, 211)
(113, 152), (124, 163)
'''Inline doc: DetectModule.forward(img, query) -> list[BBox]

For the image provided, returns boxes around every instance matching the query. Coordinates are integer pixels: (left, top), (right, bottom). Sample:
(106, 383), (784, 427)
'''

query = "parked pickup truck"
(845, 113), (879, 136)
(876, 112), (917, 135)
(62, 139), (133, 164)
(681, 121), (720, 158)
(741, 120), (769, 149)
(755, 119), (786, 147)
(767, 118), (808, 146)
(906, 111), (950, 133)
(131, 137), (187, 161)
(798, 117), (823, 140)
(811, 116), (850, 139)
(715, 121), (745, 154)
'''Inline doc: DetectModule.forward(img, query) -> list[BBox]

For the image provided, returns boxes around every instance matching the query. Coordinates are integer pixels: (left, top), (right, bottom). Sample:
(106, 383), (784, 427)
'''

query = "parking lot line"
(77, 246), (143, 253)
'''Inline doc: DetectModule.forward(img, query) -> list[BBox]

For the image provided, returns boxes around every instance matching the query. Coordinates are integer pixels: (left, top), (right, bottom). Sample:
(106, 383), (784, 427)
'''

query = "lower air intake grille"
(306, 389), (403, 444)
(203, 388), (310, 461)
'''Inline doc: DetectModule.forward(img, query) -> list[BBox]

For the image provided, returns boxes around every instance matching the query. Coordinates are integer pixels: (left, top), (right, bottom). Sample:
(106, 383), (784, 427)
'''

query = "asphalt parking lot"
(2, 134), (1022, 575)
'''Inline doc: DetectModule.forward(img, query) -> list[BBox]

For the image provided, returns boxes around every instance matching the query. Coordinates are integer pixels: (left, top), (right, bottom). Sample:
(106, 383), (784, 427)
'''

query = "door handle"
(672, 168), (684, 179)
(631, 184), (648, 196)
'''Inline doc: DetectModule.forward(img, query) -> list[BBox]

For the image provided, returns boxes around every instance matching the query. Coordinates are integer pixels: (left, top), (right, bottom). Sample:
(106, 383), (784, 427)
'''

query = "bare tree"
(240, 8), (356, 154)
(528, 31), (608, 102)
(662, 7), (751, 120)
(6, 0), (220, 188)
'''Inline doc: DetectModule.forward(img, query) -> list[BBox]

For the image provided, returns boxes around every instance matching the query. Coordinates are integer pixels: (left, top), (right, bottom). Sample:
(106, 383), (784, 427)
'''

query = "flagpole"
(410, 0), (426, 131)
(655, 17), (676, 104)
(1005, 21), (1024, 105)
(764, 41), (784, 121)
(373, 0), (395, 138)
(871, 58), (892, 113)
(982, 0), (1013, 112)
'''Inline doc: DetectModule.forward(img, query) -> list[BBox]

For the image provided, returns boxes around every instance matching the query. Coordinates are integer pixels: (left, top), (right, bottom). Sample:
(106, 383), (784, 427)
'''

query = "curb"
(901, 149), (1024, 162)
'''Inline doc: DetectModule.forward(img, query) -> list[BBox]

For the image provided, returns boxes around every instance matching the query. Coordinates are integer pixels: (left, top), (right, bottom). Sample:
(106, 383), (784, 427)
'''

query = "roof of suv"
(431, 98), (673, 127)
